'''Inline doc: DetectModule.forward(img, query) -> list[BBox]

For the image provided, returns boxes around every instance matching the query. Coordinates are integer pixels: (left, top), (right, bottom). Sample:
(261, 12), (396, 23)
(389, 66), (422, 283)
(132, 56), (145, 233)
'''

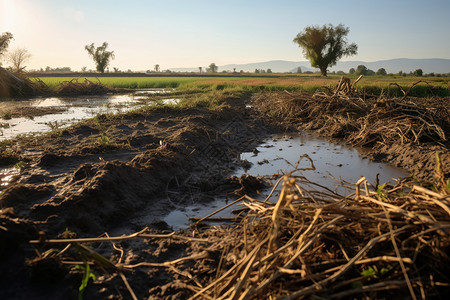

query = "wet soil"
(0, 91), (448, 299)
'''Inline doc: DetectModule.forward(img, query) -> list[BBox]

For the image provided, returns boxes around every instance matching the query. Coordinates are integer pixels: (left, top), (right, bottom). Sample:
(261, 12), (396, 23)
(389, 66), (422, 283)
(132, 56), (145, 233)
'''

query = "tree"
(0, 32), (13, 56)
(8, 47), (32, 72)
(0, 32), (13, 65)
(349, 68), (355, 74)
(84, 42), (115, 73)
(267, 68), (272, 73)
(208, 63), (218, 73)
(154, 64), (160, 72)
(296, 67), (302, 74)
(414, 69), (423, 76)
(293, 24), (357, 76)
(199, 67), (202, 73)
(355, 65), (368, 76)
(376, 68), (387, 76)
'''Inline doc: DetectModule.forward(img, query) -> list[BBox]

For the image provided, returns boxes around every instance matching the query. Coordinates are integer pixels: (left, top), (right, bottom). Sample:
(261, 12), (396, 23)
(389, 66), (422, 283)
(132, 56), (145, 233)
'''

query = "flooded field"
(0, 89), (174, 140)
(0, 87), (447, 300)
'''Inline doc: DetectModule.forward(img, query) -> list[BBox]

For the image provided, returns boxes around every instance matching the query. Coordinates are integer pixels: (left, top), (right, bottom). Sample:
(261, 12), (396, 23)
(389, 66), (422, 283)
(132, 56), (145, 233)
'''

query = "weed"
(75, 263), (96, 300)
(97, 134), (110, 146)
(2, 111), (12, 120)
(14, 160), (26, 169)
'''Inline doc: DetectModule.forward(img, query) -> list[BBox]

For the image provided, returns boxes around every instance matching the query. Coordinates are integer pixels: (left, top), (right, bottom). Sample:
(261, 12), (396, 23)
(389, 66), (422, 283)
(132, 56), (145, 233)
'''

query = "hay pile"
(55, 78), (112, 95)
(252, 80), (449, 149)
(177, 162), (449, 299)
(0, 67), (48, 98)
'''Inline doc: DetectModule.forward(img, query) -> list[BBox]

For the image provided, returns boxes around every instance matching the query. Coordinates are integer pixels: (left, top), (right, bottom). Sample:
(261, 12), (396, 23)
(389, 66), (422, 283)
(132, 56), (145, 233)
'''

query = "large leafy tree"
(293, 24), (357, 76)
(85, 42), (115, 73)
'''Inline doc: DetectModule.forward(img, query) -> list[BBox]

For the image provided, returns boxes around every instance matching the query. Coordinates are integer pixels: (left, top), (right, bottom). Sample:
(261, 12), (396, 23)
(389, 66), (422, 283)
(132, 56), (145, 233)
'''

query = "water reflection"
(0, 89), (174, 140)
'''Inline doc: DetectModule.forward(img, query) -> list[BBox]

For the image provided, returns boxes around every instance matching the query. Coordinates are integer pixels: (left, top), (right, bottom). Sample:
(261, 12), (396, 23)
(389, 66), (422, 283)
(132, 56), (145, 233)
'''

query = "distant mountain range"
(170, 58), (450, 74)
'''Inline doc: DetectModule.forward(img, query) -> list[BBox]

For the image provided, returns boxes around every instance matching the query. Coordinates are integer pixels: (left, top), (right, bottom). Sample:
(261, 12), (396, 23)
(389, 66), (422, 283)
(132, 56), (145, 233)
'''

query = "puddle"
(0, 89), (176, 140)
(164, 132), (408, 230)
(238, 132), (408, 193)
(161, 98), (180, 105)
(164, 197), (237, 230)
(0, 167), (20, 189)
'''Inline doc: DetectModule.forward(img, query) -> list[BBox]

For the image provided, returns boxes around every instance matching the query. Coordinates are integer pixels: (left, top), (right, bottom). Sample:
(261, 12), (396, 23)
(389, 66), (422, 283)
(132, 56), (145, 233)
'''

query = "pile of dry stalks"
(29, 156), (450, 299)
(55, 78), (112, 95)
(253, 78), (449, 148)
(0, 67), (48, 98)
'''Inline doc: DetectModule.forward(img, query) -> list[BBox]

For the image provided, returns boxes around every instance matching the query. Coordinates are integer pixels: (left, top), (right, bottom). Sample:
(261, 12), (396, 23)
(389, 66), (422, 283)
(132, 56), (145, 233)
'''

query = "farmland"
(36, 74), (450, 96)
(1, 74), (449, 299)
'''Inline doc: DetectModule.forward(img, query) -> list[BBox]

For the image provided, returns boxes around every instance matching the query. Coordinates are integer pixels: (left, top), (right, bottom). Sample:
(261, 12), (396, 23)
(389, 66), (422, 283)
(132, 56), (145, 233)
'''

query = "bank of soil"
(0, 90), (449, 299)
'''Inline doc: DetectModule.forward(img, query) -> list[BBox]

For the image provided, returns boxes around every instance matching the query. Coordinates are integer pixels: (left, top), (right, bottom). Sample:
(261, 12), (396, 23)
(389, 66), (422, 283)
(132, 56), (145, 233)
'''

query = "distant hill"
(170, 58), (450, 74)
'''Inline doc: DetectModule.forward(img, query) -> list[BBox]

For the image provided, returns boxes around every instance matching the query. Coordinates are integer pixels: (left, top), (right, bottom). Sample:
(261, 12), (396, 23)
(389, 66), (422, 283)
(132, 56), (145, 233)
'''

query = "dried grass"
(253, 79), (449, 148)
(0, 67), (48, 97)
(55, 77), (112, 95)
(182, 166), (450, 299)
(30, 162), (450, 299)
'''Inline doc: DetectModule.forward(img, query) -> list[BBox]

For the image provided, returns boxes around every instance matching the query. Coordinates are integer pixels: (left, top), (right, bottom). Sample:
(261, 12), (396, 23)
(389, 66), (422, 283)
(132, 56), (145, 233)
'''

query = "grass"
(36, 74), (450, 97)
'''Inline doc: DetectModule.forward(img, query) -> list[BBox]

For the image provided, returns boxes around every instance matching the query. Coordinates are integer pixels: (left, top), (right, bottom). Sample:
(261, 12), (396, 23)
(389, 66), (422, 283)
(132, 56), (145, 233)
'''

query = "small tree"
(376, 68), (387, 76)
(199, 67), (202, 73)
(349, 68), (355, 74)
(208, 63), (218, 73)
(267, 68), (272, 73)
(414, 69), (423, 76)
(84, 42), (115, 73)
(293, 24), (357, 76)
(8, 47), (32, 72)
(154, 64), (160, 72)
(296, 67), (302, 74)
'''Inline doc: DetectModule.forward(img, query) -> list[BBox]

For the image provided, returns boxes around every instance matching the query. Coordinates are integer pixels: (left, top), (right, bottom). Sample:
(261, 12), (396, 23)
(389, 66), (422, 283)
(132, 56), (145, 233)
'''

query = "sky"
(1, 0), (450, 71)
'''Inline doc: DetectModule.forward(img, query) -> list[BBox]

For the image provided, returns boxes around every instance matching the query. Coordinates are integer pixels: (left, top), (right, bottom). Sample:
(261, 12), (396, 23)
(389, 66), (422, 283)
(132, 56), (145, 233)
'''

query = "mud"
(0, 90), (448, 299)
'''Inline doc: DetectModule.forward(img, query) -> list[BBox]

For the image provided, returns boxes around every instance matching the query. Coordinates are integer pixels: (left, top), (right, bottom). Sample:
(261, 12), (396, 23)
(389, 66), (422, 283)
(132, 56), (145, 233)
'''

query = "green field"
(37, 74), (450, 97)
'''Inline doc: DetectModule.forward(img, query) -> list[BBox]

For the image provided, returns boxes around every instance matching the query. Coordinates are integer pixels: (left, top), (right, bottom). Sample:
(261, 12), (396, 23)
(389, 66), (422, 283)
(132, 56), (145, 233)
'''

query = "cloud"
(63, 7), (84, 22)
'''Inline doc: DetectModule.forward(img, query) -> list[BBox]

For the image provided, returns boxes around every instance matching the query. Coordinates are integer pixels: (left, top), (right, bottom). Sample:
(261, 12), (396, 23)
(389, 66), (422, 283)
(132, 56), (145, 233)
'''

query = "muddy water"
(0, 89), (175, 141)
(164, 132), (408, 230)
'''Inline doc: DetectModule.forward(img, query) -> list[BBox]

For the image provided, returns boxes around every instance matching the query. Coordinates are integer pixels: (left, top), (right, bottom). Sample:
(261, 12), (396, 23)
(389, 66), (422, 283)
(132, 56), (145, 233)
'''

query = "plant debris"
(25, 158), (450, 299)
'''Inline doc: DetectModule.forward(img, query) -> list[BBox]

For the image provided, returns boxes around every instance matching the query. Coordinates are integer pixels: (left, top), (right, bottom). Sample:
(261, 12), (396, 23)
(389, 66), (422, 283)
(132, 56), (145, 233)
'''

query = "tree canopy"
(376, 68), (387, 76)
(0, 32), (14, 63)
(293, 24), (357, 76)
(208, 63), (218, 73)
(85, 42), (115, 73)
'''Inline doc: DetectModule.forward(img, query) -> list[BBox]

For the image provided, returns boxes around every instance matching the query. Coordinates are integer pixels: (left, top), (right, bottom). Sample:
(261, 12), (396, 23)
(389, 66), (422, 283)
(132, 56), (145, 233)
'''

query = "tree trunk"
(320, 66), (328, 77)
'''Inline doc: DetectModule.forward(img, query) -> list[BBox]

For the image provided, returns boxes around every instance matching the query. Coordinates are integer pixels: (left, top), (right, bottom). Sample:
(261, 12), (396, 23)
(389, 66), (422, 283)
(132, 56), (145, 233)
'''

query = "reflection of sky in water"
(0, 91), (172, 140)
(164, 132), (409, 230)
(0, 167), (20, 189)
(238, 132), (408, 192)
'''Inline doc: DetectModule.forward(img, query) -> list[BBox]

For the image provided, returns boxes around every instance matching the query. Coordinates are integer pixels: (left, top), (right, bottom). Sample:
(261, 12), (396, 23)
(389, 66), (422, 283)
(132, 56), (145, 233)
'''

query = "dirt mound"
(0, 67), (48, 98)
